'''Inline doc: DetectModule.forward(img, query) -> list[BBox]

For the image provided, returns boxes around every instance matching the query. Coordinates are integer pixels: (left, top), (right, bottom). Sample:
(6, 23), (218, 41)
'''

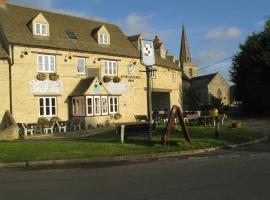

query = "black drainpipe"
(8, 44), (14, 114)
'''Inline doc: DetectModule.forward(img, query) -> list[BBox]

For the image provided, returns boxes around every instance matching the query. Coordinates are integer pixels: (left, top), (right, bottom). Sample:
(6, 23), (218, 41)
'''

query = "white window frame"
(72, 97), (85, 116)
(109, 96), (118, 114)
(77, 58), (86, 74)
(161, 48), (166, 58)
(104, 60), (117, 76)
(101, 96), (108, 115)
(86, 96), (94, 116)
(39, 97), (57, 117)
(172, 72), (176, 83)
(37, 54), (56, 73)
(35, 23), (48, 36)
(94, 96), (101, 116)
(99, 33), (110, 45)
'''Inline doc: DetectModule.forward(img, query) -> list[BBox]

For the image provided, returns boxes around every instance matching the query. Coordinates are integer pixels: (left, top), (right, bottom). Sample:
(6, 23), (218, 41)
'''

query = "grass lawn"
(0, 125), (264, 163)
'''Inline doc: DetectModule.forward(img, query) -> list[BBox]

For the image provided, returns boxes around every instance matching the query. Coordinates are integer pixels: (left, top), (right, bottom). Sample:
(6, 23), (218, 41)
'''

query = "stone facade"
(0, 59), (9, 126)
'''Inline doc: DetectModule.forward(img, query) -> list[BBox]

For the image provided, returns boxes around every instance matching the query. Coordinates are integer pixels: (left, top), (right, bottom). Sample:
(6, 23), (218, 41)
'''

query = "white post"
(121, 125), (125, 144)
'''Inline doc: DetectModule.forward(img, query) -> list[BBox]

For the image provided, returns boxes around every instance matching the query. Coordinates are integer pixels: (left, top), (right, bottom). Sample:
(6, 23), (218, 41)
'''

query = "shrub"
(50, 116), (61, 122)
(36, 73), (47, 81)
(113, 76), (121, 83)
(103, 76), (111, 83)
(37, 117), (49, 125)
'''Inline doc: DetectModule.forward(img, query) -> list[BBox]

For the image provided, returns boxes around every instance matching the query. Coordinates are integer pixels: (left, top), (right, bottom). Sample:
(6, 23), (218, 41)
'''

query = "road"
(0, 138), (270, 200)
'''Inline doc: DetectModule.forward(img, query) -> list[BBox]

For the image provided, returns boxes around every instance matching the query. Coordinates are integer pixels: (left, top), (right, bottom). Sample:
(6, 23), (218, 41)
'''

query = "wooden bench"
(114, 122), (156, 143)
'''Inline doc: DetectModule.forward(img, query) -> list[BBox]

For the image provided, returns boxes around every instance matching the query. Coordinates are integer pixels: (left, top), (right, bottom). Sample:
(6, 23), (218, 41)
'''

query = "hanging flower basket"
(49, 73), (59, 81)
(114, 113), (122, 120)
(36, 73), (47, 81)
(103, 76), (111, 83)
(113, 76), (121, 83)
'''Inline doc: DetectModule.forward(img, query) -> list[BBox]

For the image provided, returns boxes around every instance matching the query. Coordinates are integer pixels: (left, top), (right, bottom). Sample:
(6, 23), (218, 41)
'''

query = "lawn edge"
(0, 136), (267, 171)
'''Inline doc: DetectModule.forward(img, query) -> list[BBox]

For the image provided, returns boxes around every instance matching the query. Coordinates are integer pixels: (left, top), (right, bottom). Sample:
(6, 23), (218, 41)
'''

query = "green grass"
(0, 125), (264, 163)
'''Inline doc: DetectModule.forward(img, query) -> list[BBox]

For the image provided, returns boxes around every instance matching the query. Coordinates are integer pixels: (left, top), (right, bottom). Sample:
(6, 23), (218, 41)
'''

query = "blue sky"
(9, 0), (270, 83)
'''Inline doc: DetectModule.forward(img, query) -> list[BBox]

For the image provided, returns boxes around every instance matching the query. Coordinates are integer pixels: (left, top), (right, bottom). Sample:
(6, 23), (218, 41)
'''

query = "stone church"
(180, 26), (230, 108)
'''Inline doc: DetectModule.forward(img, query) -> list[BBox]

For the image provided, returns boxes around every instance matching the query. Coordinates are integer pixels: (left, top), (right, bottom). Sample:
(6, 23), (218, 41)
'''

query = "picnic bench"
(114, 122), (156, 143)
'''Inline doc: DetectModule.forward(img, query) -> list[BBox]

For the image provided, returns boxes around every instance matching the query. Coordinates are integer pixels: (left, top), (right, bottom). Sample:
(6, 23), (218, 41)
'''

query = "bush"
(103, 76), (111, 83)
(50, 116), (61, 122)
(37, 117), (49, 125)
(49, 73), (59, 81)
(36, 73), (47, 81)
(113, 76), (121, 83)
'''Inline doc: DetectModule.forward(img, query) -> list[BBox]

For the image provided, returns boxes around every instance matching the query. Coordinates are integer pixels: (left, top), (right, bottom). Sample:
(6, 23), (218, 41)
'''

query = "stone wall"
(9, 46), (182, 126)
(0, 59), (10, 125)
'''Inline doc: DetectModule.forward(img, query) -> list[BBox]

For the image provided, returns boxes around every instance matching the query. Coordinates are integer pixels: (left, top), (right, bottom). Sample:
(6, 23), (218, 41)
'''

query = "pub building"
(0, 2), (182, 130)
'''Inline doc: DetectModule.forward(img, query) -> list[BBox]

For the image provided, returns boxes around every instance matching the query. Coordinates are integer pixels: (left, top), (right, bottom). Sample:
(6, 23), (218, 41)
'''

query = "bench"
(114, 122), (156, 143)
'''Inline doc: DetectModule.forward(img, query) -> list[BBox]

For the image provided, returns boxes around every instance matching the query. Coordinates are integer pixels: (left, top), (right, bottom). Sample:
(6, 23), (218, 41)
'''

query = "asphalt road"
(0, 138), (270, 200)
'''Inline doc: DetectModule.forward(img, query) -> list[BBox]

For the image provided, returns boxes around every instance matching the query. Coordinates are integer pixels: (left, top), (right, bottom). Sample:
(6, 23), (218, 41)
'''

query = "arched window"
(189, 68), (193, 77)
(217, 89), (222, 99)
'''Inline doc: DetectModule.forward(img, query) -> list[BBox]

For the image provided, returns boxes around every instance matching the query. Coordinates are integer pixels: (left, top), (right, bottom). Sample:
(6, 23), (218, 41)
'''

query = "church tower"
(180, 26), (198, 79)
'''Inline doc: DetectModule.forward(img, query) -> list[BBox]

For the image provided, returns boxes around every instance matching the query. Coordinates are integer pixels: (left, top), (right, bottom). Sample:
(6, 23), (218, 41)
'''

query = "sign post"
(140, 39), (155, 143)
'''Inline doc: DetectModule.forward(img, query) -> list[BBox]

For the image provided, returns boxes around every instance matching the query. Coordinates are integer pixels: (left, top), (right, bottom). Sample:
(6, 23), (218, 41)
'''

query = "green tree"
(230, 20), (270, 114)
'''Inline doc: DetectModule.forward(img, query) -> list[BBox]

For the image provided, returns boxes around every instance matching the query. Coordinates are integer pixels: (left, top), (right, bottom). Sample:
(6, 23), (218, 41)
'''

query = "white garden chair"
(56, 121), (67, 132)
(44, 122), (55, 134)
(21, 123), (34, 136)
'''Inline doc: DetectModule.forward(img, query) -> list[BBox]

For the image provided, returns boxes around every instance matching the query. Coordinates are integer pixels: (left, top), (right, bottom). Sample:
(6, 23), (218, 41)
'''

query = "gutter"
(8, 44), (14, 114)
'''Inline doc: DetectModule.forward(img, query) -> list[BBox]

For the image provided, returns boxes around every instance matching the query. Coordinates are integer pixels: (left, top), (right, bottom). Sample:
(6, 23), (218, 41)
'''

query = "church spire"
(180, 25), (192, 64)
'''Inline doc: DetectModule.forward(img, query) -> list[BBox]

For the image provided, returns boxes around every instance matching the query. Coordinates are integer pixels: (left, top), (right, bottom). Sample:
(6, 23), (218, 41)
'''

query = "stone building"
(180, 26), (230, 108)
(0, 2), (182, 128)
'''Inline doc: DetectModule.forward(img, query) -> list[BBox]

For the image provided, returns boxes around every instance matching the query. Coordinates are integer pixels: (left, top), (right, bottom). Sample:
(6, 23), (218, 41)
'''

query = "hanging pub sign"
(30, 80), (63, 95)
(140, 39), (155, 66)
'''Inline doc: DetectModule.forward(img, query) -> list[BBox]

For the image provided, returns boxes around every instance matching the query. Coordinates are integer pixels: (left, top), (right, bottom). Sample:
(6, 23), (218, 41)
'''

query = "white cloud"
(205, 27), (241, 41)
(194, 49), (226, 65)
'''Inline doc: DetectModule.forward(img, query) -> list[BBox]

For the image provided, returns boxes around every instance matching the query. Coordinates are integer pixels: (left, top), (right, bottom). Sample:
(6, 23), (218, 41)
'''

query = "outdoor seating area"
(17, 118), (83, 137)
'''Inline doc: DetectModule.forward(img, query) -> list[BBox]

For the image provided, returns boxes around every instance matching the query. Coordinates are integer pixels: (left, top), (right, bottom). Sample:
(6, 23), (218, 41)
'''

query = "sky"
(9, 0), (270, 83)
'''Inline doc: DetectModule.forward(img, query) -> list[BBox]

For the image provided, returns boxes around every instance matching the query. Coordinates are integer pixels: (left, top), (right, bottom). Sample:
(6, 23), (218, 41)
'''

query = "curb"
(0, 136), (268, 171)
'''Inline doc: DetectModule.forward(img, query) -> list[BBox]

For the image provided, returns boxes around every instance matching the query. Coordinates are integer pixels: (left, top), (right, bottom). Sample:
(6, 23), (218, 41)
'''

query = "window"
(109, 96), (118, 114)
(172, 72), (176, 82)
(72, 97), (85, 116)
(189, 68), (193, 77)
(99, 33), (110, 45)
(66, 31), (77, 40)
(77, 58), (86, 74)
(104, 60), (117, 76)
(86, 96), (93, 116)
(94, 96), (101, 116)
(35, 23), (48, 36)
(39, 97), (57, 117)
(161, 48), (166, 58)
(101, 96), (108, 115)
(38, 55), (55, 73)
(217, 89), (222, 99)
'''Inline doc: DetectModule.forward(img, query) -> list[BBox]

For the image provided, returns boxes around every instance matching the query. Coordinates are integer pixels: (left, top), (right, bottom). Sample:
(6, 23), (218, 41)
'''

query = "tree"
(230, 20), (270, 114)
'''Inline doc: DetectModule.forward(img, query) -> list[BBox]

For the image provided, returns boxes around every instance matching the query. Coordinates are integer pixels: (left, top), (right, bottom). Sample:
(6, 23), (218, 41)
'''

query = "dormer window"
(35, 23), (48, 36)
(99, 33), (110, 45)
(161, 48), (166, 58)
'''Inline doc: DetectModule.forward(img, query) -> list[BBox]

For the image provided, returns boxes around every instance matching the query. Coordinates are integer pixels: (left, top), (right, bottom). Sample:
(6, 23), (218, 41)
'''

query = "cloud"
(205, 27), (241, 41)
(194, 49), (226, 65)
(10, 0), (54, 9)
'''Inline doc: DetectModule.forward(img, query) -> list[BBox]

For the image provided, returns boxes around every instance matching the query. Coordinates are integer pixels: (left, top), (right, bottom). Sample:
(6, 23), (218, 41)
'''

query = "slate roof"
(0, 42), (8, 59)
(0, 3), (139, 58)
(0, 3), (180, 70)
(69, 77), (95, 96)
(191, 73), (218, 85)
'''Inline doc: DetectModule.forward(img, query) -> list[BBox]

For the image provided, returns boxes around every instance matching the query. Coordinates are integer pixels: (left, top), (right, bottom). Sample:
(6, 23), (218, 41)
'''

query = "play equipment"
(162, 105), (192, 145)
